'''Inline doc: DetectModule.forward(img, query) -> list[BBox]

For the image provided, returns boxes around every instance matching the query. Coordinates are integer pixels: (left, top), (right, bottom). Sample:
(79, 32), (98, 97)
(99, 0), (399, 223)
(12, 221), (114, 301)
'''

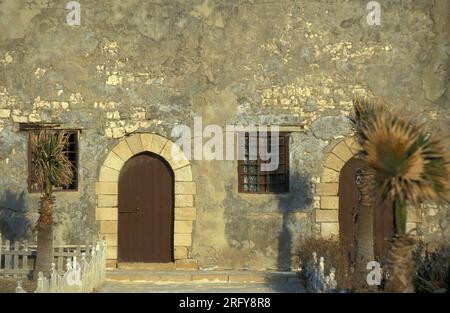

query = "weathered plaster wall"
(0, 0), (448, 270)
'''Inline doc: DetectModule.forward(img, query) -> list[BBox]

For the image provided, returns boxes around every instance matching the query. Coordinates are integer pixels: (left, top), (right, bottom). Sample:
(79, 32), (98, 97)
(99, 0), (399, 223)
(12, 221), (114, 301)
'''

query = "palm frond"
(30, 130), (75, 191)
(351, 97), (449, 235)
(350, 97), (389, 145)
(356, 105), (449, 208)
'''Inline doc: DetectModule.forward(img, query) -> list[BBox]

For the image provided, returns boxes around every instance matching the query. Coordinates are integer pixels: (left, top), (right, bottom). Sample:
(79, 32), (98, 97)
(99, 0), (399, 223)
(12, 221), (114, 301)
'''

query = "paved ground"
(0, 278), (36, 293)
(96, 270), (307, 293)
(96, 281), (306, 293)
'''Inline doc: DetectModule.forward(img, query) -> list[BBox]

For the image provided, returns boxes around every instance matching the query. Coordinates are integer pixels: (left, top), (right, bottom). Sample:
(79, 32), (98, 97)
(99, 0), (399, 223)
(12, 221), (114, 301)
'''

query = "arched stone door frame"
(315, 137), (361, 238)
(315, 136), (421, 239)
(95, 133), (197, 269)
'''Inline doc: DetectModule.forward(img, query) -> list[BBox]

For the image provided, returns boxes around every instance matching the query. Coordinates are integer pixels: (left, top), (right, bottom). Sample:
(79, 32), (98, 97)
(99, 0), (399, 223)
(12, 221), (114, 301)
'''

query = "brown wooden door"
(118, 152), (174, 263)
(339, 157), (361, 265)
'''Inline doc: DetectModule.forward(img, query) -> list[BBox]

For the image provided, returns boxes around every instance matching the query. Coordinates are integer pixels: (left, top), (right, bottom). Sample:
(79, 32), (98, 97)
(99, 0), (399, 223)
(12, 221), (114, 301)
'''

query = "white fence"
(0, 232), (106, 293)
(17, 241), (107, 293)
(299, 252), (338, 293)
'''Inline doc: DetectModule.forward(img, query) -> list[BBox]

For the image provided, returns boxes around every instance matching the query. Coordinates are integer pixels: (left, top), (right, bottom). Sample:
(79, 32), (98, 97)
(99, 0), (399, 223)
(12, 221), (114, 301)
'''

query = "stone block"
(175, 166), (193, 181)
(174, 246), (189, 260)
(321, 223), (339, 238)
(321, 196), (339, 209)
(99, 166), (120, 182)
(97, 195), (118, 207)
(95, 182), (118, 195)
(112, 140), (133, 161)
(100, 220), (118, 234)
(315, 183), (338, 196)
(160, 141), (176, 160)
(175, 207), (197, 221)
(140, 133), (153, 150)
(321, 168), (339, 183)
(96, 207), (118, 221)
(100, 233), (118, 246)
(175, 195), (194, 207)
(174, 220), (193, 234)
(345, 137), (360, 154)
(175, 182), (196, 195)
(169, 155), (190, 170)
(175, 259), (198, 270)
(324, 153), (345, 171)
(0, 109), (10, 118)
(103, 151), (124, 171)
(315, 209), (338, 222)
(106, 246), (118, 259)
(106, 260), (117, 269)
(332, 142), (354, 162)
(174, 233), (192, 246)
(150, 135), (167, 154)
(126, 135), (144, 155)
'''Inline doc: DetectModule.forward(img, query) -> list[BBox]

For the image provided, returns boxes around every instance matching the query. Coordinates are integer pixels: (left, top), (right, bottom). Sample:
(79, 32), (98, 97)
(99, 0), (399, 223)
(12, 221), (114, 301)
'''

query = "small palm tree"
(30, 130), (74, 278)
(354, 99), (449, 292)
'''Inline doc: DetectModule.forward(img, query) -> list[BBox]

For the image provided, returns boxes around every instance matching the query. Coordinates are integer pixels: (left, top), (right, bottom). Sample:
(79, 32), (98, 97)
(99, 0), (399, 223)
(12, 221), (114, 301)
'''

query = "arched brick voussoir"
(99, 166), (120, 182)
(146, 134), (168, 155)
(160, 140), (178, 161)
(344, 137), (361, 155)
(112, 140), (133, 162)
(125, 135), (144, 155)
(168, 151), (191, 171)
(331, 141), (354, 163)
(102, 150), (124, 171)
(140, 133), (154, 151)
(323, 153), (345, 172)
(174, 165), (193, 182)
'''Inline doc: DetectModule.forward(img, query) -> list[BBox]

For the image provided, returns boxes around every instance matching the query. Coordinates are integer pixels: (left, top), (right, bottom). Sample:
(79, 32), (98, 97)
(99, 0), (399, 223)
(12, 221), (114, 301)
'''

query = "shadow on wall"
(0, 189), (31, 241)
(275, 173), (314, 272)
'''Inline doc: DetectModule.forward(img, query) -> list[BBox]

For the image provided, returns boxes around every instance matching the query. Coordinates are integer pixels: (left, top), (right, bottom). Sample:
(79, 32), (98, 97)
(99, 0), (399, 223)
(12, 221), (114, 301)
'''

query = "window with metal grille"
(238, 132), (289, 193)
(28, 130), (79, 192)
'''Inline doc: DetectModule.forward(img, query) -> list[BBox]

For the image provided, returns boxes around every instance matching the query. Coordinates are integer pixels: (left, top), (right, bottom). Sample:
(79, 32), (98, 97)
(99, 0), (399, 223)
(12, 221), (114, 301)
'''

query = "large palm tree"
(355, 100), (449, 292)
(349, 97), (388, 291)
(30, 130), (74, 278)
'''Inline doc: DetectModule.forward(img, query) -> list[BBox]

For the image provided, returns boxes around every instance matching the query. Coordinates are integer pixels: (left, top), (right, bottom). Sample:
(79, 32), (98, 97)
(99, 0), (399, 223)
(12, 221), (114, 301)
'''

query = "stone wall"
(0, 0), (448, 270)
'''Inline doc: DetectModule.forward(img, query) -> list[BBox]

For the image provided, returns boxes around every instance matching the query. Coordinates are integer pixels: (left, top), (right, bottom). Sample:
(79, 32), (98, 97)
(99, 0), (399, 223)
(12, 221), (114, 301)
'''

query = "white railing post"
(35, 272), (45, 293)
(50, 263), (57, 292)
(303, 252), (339, 293)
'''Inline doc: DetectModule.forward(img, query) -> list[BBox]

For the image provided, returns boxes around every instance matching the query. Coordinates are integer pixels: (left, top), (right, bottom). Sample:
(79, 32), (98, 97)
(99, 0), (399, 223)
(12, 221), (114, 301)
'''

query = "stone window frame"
(315, 137), (422, 239)
(95, 133), (198, 269)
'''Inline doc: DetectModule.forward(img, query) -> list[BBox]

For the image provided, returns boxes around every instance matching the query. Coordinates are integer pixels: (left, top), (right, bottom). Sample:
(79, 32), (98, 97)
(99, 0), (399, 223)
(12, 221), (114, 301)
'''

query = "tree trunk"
(384, 234), (416, 292)
(34, 192), (55, 279)
(34, 223), (53, 279)
(353, 168), (376, 291)
(384, 200), (416, 293)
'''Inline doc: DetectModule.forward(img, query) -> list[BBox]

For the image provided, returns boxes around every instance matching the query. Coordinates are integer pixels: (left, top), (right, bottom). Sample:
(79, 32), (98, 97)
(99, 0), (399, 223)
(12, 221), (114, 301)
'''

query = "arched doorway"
(118, 152), (174, 263)
(95, 133), (197, 269)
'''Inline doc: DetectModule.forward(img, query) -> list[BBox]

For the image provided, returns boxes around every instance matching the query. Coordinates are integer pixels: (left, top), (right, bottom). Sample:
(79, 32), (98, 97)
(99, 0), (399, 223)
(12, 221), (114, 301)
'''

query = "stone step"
(117, 262), (176, 271)
(106, 270), (301, 284)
